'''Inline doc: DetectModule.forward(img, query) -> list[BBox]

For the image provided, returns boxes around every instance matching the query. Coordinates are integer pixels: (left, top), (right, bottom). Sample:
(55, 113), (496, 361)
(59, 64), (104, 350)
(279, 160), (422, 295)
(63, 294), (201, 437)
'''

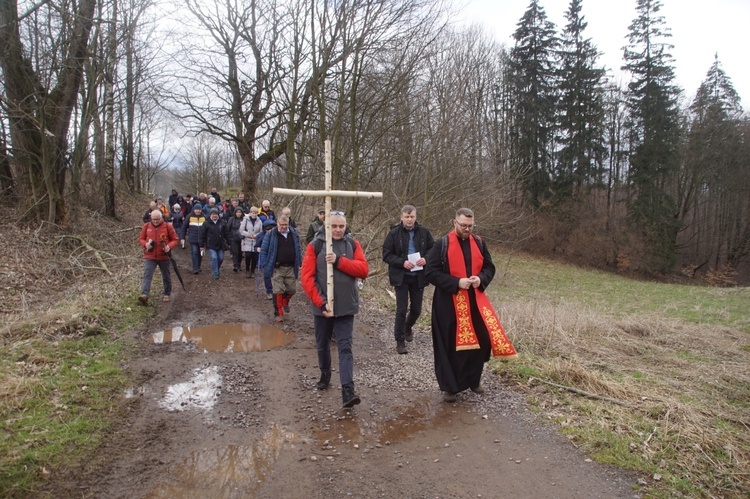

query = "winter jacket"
(143, 208), (154, 223)
(300, 231), (369, 317)
(258, 208), (276, 224)
(181, 211), (206, 245)
(168, 209), (185, 232)
(139, 221), (179, 261)
(305, 217), (324, 244)
(240, 215), (263, 252)
(382, 221), (435, 288)
(225, 215), (244, 243)
(202, 203), (219, 217)
(201, 218), (229, 251)
(260, 226), (301, 278)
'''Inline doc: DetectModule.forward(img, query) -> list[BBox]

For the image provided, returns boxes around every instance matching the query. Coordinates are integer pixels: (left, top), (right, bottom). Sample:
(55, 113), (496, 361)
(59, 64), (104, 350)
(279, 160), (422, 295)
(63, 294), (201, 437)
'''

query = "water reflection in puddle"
(146, 424), (302, 498)
(160, 365), (221, 412)
(152, 323), (292, 352)
(316, 396), (460, 445)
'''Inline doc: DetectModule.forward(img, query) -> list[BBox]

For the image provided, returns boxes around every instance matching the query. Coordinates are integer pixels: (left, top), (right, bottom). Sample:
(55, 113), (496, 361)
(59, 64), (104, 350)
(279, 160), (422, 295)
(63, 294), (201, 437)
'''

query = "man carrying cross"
(300, 211), (369, 408)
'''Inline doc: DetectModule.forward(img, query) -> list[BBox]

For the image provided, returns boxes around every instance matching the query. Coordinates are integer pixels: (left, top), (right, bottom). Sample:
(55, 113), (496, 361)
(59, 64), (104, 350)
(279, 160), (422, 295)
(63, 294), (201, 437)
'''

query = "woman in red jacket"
(138, 210), (180, 305)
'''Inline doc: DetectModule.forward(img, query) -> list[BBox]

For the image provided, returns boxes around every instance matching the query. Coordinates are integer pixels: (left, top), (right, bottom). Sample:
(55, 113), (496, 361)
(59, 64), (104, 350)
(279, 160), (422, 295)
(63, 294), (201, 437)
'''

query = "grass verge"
(0, 289), (151, 496)
(488, 251), (750, 498)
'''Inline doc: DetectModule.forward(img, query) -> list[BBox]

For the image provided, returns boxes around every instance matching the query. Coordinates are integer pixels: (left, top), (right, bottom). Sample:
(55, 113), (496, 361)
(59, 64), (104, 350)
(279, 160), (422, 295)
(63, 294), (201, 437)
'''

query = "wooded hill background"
(1, 0), (748, 283)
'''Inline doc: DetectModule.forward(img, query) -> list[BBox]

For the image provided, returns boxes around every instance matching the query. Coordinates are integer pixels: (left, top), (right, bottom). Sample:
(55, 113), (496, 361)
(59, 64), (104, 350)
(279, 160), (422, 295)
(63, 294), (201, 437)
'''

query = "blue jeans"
(394, 274), (424, 341)
(190, 243), (202, 271)
(208, 249), (224, 278)
(315, 315), (355, 389)
(141, 259), (172, 297)
(262, 268), (273, 294)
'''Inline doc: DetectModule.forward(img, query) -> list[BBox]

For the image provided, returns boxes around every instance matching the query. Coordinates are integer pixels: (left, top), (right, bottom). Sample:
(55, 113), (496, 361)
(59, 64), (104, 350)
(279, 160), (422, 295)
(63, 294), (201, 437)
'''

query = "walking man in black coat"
(382, 205), (435, 354)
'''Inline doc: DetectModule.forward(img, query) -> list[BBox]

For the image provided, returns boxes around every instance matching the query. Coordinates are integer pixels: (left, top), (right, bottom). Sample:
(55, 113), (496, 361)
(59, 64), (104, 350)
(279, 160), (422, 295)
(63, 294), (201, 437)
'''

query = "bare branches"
(58, 235), (114, 275)
(529, 376), (633, 408)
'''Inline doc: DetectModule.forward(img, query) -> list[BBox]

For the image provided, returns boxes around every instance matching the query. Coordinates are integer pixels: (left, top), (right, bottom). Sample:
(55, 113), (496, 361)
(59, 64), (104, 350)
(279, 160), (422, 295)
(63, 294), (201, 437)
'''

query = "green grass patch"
(496, 252), (750, 333)
(0, 335), (130, 495)
(0, 290), (147, 496)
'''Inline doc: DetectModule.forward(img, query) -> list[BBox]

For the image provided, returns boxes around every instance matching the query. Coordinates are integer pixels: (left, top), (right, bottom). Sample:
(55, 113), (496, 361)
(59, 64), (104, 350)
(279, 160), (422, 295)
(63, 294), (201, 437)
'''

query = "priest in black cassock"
(424, 207), (517, 403)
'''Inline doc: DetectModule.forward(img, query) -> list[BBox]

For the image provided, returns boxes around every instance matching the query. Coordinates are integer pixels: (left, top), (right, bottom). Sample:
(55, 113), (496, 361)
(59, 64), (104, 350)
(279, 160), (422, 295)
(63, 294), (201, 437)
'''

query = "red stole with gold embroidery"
(447, 231), (517, 358)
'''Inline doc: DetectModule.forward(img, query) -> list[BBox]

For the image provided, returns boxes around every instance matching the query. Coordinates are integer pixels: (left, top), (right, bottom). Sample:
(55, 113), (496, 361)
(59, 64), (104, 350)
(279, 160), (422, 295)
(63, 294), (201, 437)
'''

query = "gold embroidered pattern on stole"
(482, 306), (515, 355)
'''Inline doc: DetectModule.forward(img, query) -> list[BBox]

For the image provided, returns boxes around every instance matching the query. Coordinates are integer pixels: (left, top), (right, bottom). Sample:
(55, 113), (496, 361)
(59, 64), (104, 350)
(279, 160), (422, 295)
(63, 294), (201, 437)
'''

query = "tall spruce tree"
(506, 0), (559, 206)
(622, 0), (682, 273)
(555, 0), (606, 198)
(683, 56), (748, 272)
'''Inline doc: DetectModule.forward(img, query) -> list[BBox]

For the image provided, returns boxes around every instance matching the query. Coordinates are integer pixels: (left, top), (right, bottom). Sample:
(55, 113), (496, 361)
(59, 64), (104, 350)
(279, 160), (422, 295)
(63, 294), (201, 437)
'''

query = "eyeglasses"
(331, 210), (345, 216)
(455, 221), (474, 230)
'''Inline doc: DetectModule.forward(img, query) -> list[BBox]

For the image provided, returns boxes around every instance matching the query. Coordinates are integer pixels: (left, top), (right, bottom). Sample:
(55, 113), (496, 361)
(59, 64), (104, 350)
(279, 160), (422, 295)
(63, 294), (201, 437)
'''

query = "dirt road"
(49, 249), (638, 498)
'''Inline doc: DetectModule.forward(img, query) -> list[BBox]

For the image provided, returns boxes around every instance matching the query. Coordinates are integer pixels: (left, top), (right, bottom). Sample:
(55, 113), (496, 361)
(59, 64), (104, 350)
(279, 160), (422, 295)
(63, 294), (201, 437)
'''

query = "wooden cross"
(273, 140), (382, 311)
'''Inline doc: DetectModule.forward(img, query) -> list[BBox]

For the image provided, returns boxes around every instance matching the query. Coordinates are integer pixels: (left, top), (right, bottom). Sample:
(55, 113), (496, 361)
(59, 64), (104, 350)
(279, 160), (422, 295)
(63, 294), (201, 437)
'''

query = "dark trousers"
(315, 314), (355, 389)
(231, 240), (243, 269)
(394, 274), (424, 341)
(244, 251), (258, 272)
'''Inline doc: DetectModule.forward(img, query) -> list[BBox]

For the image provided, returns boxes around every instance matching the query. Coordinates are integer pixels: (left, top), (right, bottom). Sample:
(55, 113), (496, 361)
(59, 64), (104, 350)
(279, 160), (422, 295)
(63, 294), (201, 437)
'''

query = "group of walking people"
(139, 193), (516, 408)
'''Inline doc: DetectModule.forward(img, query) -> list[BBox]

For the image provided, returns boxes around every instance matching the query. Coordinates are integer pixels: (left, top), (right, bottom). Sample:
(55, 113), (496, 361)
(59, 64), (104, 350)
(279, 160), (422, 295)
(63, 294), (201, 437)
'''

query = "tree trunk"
(0, 0), (98, 224)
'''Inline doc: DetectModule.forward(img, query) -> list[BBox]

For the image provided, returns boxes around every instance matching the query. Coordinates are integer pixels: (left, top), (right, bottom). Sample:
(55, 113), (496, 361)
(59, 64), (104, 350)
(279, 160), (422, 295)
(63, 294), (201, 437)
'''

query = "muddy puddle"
(145, 424), (305, 498)
(151, 323), (293, 352)
(316, 396), (465, 446)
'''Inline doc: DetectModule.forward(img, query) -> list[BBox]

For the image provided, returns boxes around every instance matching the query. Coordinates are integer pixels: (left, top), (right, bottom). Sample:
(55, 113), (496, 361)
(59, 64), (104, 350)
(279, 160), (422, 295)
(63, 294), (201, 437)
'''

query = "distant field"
(482, 250), (750, 498)
(493, 251), (749, 333)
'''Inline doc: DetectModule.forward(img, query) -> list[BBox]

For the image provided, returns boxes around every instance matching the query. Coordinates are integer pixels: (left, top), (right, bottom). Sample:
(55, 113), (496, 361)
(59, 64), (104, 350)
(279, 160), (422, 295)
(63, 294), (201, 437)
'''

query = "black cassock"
(424, 235), (495, 394)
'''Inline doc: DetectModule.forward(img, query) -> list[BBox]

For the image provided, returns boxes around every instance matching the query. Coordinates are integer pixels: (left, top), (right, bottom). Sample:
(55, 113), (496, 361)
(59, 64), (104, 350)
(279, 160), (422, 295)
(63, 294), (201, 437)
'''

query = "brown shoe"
(138, 295), (148, 306)
(162, 295), (170, 303)
(442, 391), (457, 402)
(470, 385), (485, 394)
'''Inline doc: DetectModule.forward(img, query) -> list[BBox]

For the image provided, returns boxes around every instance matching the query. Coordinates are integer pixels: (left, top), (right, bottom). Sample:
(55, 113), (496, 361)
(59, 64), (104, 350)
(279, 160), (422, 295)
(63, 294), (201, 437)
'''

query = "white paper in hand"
(408, 252), (423, 271)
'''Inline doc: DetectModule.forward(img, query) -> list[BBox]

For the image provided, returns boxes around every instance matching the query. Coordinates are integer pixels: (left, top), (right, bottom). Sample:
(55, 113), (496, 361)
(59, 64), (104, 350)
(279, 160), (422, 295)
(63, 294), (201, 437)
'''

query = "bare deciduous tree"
(0, 0), (98, 224)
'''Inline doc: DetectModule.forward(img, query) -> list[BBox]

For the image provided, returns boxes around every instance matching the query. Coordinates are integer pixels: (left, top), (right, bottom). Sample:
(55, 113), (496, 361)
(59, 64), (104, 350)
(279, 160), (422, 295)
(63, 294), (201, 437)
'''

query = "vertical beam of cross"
(272, 140), (382, 311)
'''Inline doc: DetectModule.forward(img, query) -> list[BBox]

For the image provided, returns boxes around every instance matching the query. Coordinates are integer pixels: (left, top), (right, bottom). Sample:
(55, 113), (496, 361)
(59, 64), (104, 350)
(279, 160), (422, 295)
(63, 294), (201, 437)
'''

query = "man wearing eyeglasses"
(382, 205), (435, 354)
(138, 210), (179, 305)
(424, 208), (517, 403)
(260, 214), (301, 322)
(300, 211), (369, 408)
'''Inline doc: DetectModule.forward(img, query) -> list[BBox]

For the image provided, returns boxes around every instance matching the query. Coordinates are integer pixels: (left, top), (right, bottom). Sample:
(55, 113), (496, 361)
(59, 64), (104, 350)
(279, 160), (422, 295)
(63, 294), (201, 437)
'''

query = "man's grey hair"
(278, 214), (290, 223)
(401, 205), (416, 215)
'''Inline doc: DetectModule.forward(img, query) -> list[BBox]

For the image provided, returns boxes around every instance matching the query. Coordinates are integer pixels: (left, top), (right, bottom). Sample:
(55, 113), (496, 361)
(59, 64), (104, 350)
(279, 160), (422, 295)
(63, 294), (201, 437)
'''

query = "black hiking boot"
(404, 325), (413, 342)
(342, 386), (361, 408)
(316, 371), (331, 390)
(396, 341), (408, 354)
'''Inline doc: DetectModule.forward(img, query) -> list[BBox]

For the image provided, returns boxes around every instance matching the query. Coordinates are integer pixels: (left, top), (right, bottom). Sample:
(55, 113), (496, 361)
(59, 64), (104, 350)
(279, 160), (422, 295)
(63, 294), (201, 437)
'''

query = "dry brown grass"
(499, 300), (750, 497)
(0, 196), (147, 343)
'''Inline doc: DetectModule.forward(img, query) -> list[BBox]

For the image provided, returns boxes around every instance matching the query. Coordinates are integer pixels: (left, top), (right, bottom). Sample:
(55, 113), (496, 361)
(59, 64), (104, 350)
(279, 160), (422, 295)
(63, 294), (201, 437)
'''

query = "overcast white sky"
(458, 0), (749, 110)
